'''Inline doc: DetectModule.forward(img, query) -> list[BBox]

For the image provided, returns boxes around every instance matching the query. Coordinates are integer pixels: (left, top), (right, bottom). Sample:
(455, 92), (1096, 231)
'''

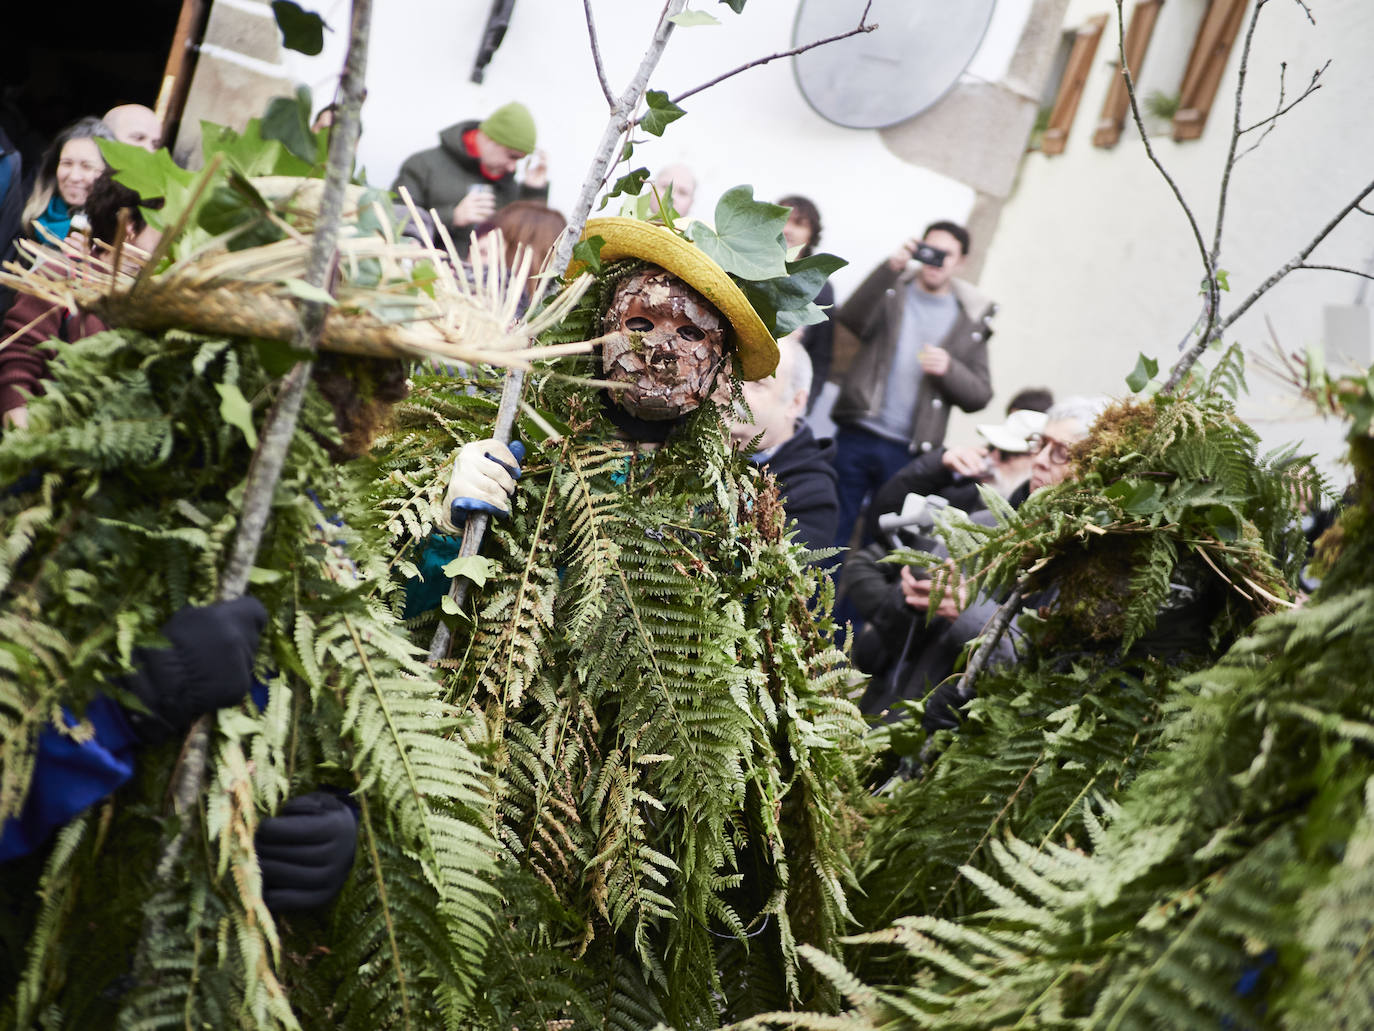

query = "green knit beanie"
(479, 102), (536, 154)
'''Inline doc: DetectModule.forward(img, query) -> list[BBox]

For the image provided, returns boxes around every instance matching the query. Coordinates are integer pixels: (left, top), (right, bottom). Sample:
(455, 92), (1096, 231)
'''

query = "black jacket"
(864, 446), (1030, 545)
(762, 423), (839, 555)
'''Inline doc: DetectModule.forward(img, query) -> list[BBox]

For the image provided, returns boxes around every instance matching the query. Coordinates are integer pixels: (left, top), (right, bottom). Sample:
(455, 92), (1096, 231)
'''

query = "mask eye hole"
(678, 325), (705, 342)
(625, 317), (653, 332)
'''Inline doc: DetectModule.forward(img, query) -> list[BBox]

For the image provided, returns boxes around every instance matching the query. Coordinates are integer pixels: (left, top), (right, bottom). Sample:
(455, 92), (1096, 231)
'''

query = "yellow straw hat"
(572, 217), (779, 380)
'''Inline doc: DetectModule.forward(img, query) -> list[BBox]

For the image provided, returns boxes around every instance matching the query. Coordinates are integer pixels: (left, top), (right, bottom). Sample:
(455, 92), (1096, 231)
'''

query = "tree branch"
(139, 0), (373, 975)
(1234, 60), (1328, 163)
(582, 0), (615, 107)
(1109, 0), (1215, 394)
(666, 1), (877, 109)
(1210, 0), (1267, 264)
(1218, 177), (1374, 334)
(1294, 263), (1374, 282)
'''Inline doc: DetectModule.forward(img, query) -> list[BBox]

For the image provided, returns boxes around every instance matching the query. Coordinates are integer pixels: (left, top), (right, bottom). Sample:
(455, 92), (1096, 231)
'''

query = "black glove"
(256, 791), (359, 913)
(119, 596), (268, 745)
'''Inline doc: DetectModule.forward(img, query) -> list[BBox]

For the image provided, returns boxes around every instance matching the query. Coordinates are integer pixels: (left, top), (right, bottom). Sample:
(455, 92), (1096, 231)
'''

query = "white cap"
(977, 408), (1048, 453)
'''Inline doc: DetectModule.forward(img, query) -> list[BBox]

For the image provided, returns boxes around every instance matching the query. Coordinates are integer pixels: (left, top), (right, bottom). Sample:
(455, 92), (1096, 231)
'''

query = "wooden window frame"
(1093, 0), (1164, 148)
(1040, 15), (1109, 157)
(1173, 0), (1249, 141)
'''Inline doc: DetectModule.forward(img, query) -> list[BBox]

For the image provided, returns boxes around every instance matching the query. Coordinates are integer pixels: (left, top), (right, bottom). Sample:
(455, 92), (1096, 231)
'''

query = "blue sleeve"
(404, 533), (464, 619)
(0, 696), (139, 862)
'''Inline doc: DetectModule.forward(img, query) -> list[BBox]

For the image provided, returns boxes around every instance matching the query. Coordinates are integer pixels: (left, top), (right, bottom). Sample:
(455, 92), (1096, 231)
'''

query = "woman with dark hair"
(18, 116), (114, 244)
(778, 194), (834, 411)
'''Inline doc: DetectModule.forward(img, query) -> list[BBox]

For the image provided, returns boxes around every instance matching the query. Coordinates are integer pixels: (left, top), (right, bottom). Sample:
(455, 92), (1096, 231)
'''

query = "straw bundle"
(0, 191), (593, 370)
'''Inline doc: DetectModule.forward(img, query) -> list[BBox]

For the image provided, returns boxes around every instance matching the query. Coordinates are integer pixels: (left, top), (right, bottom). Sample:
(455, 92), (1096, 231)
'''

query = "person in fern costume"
(371, 214), (868, 1028)
(0, 163), (502, 1027)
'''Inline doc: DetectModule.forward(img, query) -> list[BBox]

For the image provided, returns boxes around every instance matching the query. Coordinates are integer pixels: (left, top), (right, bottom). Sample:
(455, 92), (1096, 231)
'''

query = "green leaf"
(1216, 268), (1230, 291)
(691, 185), (791, 281)
(281, 278), (338, 306)
(669, 10), (721, 26)
(96, 139), (194, 221)
(1126, 352), (1160, 393)
(247, 567), (285, 584)
(1104, 479), (1165, 516)
(252, 337), (313, 378)
(441, 555), (499, 588)
(640, 90), (686, 137)
(215, 382), (258, 449)
(1206, 504), (1241, 543)
(620, 140), (635, 161)
(604, 168), (649, 201)
(271, 0), (327, 55)
(260, 86), (317, 164)
(719, 0), (746, 11)
(572, 236), (606, 274)
(440, 594), (462, 615)
(198, 171), (285, 251)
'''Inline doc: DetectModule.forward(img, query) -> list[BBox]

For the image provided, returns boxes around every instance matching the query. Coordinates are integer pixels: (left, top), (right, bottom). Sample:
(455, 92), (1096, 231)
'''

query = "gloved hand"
(118, 596), (268, 745)
(256, 791), (359, 912)
(436, 438), (524, 532)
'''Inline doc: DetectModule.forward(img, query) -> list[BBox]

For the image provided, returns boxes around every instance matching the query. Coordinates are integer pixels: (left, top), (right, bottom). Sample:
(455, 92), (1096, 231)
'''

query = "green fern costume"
(0, 328), (498, 1028)
(368, 352), (868, 1028)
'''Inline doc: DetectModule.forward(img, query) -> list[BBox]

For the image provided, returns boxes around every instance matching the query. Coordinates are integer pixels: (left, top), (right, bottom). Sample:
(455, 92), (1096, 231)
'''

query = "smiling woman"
(18, 117), (114, 244)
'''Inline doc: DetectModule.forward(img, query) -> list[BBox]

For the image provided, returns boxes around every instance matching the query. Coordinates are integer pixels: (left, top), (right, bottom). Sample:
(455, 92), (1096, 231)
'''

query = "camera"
(910, 242), (947, 267)
(877, 492), (951, 550)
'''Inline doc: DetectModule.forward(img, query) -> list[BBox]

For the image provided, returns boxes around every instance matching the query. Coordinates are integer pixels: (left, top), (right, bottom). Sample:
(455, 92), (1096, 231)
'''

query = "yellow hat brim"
(570, 217), (779, 380)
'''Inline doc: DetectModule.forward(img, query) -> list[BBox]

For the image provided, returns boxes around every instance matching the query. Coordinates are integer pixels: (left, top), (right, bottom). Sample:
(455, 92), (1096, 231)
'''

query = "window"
(1173, 0), (1248, 140)
(1040, 15), (1109, 156)
(1094, 0), (1164, 148)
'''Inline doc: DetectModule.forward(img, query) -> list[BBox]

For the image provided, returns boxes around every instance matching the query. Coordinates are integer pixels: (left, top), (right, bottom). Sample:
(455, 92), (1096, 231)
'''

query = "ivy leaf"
(718, 0), (746, 11)
(691, 185), (790, 281)
(1126, 352), (1160, 393)
(669, 10), (721, 26)
(252, 337), (313, 378)
(441, 555), (499, 588)
(604, 167), (650, 204)
(198, 170), (285, 251)
(738, 252), (845, 335)
(215, 382), (258, 448)
(271, 0), (327, 55)
(281, 278), (338, 306)
(572, 236), (606, 274)
(261, 86), (317, 164)
(96, 140), (194, 225)
(1104, 479), (1164, 516)
(640, 91), (686, 137)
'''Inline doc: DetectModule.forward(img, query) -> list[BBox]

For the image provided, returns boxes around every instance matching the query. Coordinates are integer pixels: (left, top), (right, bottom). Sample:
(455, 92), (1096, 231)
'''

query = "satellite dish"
(792, 0), (996, 129)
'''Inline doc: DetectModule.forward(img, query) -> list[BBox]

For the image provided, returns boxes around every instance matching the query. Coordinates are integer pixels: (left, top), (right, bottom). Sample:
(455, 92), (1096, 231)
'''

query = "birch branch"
(140, 0), (372, 968)
(582, 0), (615, 107)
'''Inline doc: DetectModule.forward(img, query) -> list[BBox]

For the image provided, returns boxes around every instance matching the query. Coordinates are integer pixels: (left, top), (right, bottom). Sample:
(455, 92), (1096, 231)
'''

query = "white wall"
(279, 0), (1033, 302)
(969, 0), (1374, 475)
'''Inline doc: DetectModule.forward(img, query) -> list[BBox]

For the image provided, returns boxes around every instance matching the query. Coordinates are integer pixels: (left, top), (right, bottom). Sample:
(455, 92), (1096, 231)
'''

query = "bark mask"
(601, 267), (727, 421)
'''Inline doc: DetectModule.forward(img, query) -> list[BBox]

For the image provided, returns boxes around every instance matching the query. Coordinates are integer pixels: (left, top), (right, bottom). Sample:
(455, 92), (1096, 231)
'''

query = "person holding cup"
(391, 101), (549, 257)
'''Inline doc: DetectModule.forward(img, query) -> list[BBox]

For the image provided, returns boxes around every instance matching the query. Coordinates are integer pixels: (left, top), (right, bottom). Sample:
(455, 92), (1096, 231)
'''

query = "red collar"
(462, 128), (505, 181)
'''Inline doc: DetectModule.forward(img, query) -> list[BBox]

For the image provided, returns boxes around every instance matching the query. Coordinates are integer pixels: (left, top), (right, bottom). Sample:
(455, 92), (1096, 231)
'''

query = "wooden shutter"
(1093, 0), (1164, 148)
(1173, 0), (1249, 140)
(155, 0), (209, 142)
(1041, 15), (1109, 156)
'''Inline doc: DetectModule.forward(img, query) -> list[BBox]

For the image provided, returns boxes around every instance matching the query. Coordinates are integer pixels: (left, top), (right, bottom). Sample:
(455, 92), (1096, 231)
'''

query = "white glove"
(436, 439), (523, 532)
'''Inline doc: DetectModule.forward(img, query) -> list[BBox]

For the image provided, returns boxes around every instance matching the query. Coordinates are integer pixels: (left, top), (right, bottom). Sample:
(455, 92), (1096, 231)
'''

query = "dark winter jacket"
(0, 287), (107, 417)
(800, 280), (834, 412)
(390, 120), (548, 243)
(832, 262), (995, 454)
(760, 422), (839, 554)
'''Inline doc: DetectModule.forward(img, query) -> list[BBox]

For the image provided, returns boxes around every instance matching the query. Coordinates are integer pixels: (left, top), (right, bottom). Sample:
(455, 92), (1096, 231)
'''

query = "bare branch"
(1210, 0), (1266, 267)
(949, 583), (1026, 709)
(1110, 0), (1217, 394)
(139, 0), (373, 976)
(582, 0), (615, 107)
(1357, 204), (1374, 217)
(665, 1), (877, 109)
(1295, 263), (1374, 283)
(1234, 60), (1328, 163)
(1218, 177), (1374, 333)
(1290, 0), (1315, 25)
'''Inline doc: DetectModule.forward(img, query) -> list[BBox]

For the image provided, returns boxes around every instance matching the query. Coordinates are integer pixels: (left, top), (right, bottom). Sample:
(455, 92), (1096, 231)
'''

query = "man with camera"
(829, 221), (995, 549)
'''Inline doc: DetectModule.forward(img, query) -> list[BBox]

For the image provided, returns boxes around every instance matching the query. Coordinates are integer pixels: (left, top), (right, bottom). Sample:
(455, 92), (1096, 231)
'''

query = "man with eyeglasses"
(847, 396), (1110, 728)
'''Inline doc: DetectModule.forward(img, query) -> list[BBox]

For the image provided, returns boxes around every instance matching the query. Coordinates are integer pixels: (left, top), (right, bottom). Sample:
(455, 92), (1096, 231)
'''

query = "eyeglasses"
(1027, 433), (1074, 465)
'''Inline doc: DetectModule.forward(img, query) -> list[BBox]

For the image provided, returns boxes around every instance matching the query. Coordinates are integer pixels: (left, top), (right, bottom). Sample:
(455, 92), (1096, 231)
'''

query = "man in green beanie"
(391, 101), (549, 255)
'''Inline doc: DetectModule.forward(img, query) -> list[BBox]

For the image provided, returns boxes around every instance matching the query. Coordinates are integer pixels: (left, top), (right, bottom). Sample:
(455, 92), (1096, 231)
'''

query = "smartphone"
(910, 242), (947, 267)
